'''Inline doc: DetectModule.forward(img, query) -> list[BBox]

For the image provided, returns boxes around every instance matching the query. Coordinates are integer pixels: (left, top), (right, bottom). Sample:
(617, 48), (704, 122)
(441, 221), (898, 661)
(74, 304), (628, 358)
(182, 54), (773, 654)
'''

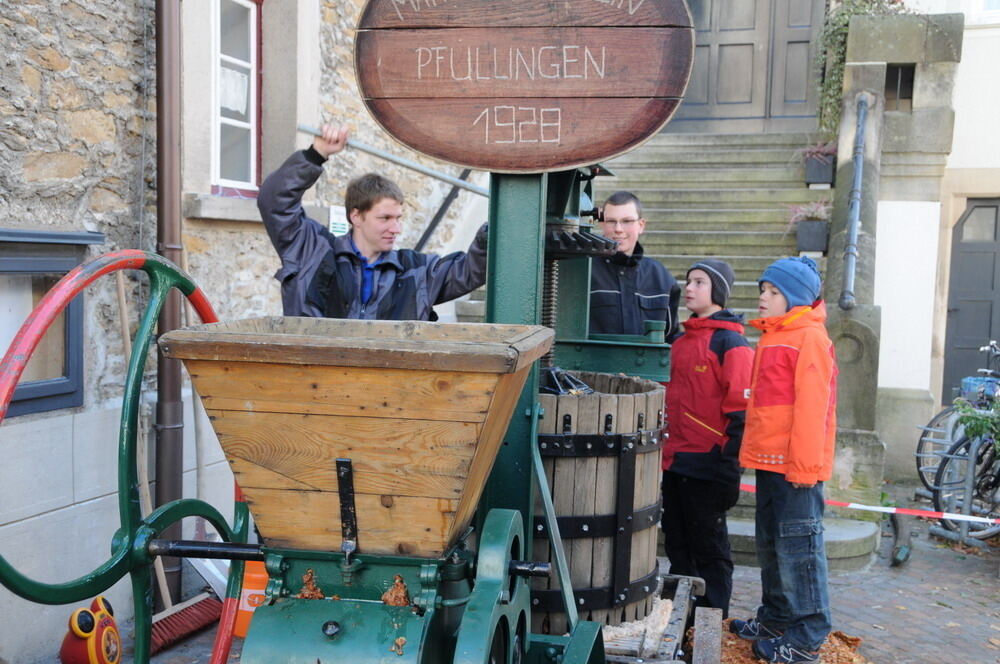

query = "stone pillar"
(824, 80), (887, 519)
(836, 13), (964, 483)
(823, 12), (965, 499)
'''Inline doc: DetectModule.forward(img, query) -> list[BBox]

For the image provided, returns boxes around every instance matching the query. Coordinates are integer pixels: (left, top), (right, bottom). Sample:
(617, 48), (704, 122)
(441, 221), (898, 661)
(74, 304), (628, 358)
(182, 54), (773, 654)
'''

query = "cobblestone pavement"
(139, 487), (999, 664)
(730, 491), (1000, 663)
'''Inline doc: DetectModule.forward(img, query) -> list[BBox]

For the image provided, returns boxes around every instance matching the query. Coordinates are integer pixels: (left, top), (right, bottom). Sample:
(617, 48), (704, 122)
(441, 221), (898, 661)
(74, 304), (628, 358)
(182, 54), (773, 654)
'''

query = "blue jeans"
(754, 470), (831, 651)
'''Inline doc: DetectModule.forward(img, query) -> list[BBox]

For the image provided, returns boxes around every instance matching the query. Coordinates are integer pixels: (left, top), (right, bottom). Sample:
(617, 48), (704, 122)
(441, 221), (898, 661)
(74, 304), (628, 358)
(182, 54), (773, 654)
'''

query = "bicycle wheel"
(915, 406), (963, 491)
(932, 435), (1000, 539)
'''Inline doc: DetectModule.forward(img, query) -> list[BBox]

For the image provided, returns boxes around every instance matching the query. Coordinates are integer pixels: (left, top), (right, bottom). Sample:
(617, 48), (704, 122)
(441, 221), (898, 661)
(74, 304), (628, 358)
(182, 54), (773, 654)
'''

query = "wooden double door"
(673, 0), (826, 132)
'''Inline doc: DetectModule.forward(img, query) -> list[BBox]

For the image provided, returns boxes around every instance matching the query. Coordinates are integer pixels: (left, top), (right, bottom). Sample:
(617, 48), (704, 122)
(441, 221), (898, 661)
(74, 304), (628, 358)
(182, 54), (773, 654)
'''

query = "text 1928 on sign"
(355, 0), (693, 173)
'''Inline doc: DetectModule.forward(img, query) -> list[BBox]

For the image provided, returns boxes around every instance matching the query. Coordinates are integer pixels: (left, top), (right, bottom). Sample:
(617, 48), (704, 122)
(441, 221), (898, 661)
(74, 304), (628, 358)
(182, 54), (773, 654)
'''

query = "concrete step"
(642, 131), (821, 148)
(596, 166), (804, 187)
(612, 188), (829, 208)
(653, 254), (783, 275)
(647, 222), (793, 233)
(643, 231), (796, 256)
(607, 147), (803, 169)
(455, 297), (485, 320)
(642, 208), (793, 224)
(728, 517), (880, 572)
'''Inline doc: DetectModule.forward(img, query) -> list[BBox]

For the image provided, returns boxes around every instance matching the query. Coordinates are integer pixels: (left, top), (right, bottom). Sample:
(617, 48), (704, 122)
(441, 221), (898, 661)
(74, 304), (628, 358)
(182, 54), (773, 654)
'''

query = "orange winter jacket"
(740, 301), (838, 484)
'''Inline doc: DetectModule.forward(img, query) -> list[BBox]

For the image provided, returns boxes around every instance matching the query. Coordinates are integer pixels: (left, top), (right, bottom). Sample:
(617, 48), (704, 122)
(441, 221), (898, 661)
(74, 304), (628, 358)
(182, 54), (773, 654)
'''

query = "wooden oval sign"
(355, 0), (693, 173)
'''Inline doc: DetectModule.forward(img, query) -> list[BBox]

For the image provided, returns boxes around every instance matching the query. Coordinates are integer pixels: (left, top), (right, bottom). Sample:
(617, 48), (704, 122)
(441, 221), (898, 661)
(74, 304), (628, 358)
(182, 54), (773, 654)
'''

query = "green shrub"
(815, 0), (911, 133)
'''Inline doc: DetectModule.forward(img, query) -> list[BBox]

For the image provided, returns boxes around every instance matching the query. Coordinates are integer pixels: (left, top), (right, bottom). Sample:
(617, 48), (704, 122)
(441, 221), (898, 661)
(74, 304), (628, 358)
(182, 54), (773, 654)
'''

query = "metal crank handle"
(296, 123), (489, 197)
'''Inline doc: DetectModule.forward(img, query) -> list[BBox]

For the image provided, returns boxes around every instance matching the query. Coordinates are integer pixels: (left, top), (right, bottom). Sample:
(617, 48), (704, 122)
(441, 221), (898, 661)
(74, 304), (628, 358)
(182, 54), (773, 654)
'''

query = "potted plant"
(799, 140), (837, 186)
(788, 199), (832, 253)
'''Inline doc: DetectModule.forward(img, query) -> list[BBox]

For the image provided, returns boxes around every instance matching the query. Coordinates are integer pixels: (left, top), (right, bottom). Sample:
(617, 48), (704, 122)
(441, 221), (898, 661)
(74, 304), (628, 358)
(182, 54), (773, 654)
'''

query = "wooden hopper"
(159, 317), (552, 558)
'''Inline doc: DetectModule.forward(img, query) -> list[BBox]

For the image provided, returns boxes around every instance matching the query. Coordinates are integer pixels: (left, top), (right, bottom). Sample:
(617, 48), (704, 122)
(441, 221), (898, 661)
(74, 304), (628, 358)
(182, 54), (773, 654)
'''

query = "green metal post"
(554, 257), (590, 339)
(482, 173), (547, 534)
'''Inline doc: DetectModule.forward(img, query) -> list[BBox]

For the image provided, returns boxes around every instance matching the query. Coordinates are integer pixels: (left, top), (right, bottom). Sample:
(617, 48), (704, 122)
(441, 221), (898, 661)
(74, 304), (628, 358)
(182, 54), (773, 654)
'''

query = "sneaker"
(751, 637), (820, 663)
(729, 617), (783, 641)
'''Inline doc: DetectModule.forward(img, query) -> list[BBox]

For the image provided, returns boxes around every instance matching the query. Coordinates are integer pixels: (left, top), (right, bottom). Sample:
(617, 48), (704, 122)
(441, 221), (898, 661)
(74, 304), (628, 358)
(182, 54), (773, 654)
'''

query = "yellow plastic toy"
(59, 596), (121, 664)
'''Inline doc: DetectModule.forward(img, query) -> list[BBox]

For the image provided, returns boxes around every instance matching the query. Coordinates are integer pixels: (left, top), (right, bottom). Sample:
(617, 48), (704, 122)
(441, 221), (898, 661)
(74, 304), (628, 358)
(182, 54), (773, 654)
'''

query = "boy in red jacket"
(662, 259), (753, 617)
(730, 256), (838, 664)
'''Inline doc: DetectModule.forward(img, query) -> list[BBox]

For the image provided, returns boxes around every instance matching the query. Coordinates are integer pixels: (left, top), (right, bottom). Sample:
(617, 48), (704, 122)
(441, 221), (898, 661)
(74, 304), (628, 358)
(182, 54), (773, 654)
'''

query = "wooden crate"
(159, 316), (552, 558)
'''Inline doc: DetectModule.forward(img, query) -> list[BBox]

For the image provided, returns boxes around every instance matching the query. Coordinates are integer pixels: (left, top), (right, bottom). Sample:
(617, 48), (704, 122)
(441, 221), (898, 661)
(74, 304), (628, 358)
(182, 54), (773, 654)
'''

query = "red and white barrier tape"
(738, 483), (1000, 526)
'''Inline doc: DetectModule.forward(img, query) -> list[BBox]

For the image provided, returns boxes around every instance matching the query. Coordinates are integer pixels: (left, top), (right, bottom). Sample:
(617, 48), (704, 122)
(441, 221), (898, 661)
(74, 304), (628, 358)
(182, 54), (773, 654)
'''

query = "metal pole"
(297, 123), (489, 198)
(154, 0), (184, 608)
(839, 95), (869, 311)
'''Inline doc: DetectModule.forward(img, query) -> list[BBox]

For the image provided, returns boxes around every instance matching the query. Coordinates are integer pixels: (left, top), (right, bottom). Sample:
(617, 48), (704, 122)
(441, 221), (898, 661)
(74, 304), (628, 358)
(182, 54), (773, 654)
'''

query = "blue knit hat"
(759, 256), (822, 308)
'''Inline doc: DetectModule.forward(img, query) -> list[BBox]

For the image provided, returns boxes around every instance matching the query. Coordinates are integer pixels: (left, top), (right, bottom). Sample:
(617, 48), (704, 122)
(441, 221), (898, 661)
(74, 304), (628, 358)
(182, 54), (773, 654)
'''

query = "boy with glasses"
(589, 191), (680, 340)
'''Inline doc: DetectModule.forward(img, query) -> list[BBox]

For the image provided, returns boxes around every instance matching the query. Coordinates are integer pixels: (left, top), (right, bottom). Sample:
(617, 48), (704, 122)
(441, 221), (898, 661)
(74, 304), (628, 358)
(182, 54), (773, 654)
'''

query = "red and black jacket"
(663, 310), (753, 485)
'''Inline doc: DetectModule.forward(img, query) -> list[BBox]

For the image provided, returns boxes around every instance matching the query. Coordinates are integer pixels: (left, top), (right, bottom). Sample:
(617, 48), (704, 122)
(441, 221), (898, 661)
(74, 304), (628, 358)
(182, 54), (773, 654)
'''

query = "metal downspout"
(154, 0), (184, 608)
(839, 94), (869, 311)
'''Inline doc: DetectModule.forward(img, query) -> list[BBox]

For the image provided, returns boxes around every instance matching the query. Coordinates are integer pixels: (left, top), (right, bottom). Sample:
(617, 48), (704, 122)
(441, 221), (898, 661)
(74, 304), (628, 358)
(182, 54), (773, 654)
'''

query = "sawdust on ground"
(686, 619), (872, 664)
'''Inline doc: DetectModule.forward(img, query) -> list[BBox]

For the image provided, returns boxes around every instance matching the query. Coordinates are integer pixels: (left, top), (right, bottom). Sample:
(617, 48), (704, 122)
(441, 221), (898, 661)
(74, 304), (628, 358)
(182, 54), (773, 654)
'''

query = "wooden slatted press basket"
(159, 316), (552, 558)
(532, 372), (665, 633)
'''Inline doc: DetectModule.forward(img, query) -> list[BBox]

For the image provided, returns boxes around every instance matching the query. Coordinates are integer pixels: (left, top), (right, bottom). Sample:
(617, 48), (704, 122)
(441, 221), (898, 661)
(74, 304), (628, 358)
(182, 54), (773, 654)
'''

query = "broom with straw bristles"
(115, 268), (222, 652)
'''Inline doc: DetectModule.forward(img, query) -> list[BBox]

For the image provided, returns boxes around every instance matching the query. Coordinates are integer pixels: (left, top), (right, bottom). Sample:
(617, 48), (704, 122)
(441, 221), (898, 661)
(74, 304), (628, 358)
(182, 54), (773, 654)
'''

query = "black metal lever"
(147, 539), (265, 561)
(508, 560), (552, 578)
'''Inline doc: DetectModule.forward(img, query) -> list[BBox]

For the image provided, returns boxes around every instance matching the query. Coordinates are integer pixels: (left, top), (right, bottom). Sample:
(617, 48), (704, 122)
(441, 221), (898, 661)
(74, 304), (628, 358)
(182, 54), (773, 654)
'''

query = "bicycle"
(914, 340), (1000, 491)
(932, 432), (1000, 540)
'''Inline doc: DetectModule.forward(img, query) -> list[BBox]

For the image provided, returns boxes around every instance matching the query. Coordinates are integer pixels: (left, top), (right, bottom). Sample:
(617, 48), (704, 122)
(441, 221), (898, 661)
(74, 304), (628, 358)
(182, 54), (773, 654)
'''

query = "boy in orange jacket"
(729, 256), (838, 664)
(662, 259), (752, 617)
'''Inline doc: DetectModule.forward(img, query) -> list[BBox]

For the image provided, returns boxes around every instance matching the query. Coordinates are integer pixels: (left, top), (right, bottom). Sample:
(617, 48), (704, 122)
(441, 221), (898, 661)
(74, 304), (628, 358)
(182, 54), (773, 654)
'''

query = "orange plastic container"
(233, 561), (268, 638)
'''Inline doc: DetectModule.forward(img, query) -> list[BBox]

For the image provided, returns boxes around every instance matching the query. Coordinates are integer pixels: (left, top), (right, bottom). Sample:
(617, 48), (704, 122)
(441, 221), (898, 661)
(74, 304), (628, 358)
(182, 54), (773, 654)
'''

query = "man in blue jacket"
(590, 191), (680, 340)
(257, 124), (488, 321)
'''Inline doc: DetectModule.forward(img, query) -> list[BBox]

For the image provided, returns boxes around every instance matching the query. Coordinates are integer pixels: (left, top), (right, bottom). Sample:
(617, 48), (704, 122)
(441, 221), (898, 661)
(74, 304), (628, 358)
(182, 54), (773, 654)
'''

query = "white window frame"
(970, 0), (1000, 24)
(211, 0), (259, 190)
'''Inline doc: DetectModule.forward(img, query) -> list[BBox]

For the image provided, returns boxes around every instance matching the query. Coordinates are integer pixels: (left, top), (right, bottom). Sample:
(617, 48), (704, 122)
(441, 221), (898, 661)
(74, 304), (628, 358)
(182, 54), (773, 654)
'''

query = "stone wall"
(1, 0), (158, 405)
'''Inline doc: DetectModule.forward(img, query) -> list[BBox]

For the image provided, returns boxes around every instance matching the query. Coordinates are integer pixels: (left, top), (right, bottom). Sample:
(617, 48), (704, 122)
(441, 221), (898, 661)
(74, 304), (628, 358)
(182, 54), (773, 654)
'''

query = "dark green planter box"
(805, 156), (835, 186)
(796, 220), (829, 253)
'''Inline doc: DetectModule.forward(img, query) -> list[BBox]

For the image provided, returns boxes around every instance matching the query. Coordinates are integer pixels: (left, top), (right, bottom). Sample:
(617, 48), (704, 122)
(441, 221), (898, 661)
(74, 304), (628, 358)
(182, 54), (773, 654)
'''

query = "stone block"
(66, 109), (117, 145)
(828, 429), (885, 522)
(924, 13), (964, 63)
(0, 413), (74, 524)
(729, 517), (878, 572)
(183, 192), (264, 223)
(827, 311), (881, 431)
(913, 62), (958, 110)
(181, 457), (235, 539)
(22, 151), (87, 181)
(843, 63), (887, 97)
(102, 91), (131, 108)
(180, 389), (226, 474)
(26, 45), (70, 71)
(21, 64), (41, 97)
(878, 174), (945, 202)
(49, 78), (88, 110)
(847, 13), (964, 65)
(876, 387), (936, 483)
(89, 186), (128, 213)
(72, 406), (124, 502)
(847, 15), (928, 64)
(882, 108), (954, 154)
